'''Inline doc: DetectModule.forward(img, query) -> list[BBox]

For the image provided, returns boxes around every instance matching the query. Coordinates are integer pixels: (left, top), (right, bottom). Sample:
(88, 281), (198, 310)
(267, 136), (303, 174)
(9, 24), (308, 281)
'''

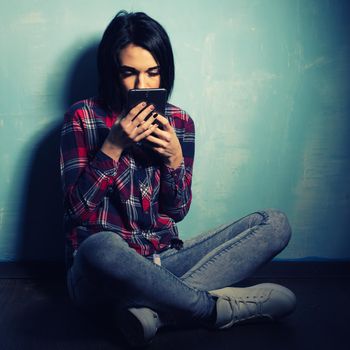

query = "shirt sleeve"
(158, 114), (195, 222)
(60, 108), (127, 224)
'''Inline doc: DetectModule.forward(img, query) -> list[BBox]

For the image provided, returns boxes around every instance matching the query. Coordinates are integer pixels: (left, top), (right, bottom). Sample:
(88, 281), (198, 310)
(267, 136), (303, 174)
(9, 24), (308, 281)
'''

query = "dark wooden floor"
(0, 261), (349, 350)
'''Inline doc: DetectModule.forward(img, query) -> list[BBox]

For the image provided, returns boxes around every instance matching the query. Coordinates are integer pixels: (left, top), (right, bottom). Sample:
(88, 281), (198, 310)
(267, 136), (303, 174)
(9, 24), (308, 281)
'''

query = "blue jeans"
(67, 209), (291, 325)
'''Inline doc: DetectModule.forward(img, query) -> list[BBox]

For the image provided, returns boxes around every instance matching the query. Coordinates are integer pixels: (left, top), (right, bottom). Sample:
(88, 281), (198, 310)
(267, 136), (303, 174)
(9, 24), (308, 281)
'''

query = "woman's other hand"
(145, 114), (183, 169)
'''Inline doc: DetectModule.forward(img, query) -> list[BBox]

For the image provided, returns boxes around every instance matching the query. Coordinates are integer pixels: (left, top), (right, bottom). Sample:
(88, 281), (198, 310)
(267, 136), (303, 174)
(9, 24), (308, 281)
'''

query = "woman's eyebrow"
(120, 65), (138, 72)
(120, 65), (160, 72)
(146, 65), (160, 71)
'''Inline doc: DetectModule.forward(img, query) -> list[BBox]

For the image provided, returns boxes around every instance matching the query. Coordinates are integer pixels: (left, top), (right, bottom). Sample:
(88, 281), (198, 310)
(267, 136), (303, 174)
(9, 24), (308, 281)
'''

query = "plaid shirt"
(60, 97), (195, 266)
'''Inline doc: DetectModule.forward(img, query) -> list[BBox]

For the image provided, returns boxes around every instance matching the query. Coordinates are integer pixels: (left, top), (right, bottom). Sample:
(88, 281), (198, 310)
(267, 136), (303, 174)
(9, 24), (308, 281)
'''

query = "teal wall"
(0, 0), (349, 262)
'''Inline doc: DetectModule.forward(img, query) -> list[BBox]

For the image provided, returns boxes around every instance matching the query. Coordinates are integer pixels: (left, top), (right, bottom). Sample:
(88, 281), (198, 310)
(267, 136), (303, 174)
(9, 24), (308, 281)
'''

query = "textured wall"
(0, 0), (349, 261)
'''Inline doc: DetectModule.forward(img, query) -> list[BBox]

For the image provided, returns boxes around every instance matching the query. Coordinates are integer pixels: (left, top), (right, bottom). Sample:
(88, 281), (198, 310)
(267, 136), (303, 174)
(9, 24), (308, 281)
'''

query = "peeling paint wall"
(0, 0), (349, 261)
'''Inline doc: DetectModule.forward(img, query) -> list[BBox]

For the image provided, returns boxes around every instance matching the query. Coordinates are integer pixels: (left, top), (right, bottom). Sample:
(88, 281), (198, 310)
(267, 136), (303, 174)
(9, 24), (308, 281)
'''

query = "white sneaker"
(116, 307), (163, 347)
(209, 283), (296, 329)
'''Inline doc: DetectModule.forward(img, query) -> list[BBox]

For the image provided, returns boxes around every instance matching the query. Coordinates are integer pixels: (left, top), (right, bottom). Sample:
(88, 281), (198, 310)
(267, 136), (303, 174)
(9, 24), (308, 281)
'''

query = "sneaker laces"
(226, 292), (271, 323)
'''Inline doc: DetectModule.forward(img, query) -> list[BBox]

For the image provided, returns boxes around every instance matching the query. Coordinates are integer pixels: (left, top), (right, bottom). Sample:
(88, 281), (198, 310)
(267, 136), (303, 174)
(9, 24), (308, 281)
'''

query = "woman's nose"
(135, 74), (146, 89)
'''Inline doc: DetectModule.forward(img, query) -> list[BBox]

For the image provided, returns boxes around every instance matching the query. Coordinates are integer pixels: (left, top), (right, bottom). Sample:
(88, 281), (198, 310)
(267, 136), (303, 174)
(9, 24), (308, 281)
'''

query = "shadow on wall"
(17, 42), (99, 263)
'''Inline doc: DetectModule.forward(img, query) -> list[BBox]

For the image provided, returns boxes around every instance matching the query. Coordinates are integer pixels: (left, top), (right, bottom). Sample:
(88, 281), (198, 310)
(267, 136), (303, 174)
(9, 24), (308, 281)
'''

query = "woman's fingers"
(122, 102), (153, 129)
(130, 103), (155, 125)
(153, 114), (172, 132)
(117, 103), (174, 146)
(107, 103), (161, 149)
(121, 103), (154, 136)
(143, 114), (173, 146)
(132, 113), (158, 140)
(145, 133), (167, 147)
(134, 123), (159, 143)
(124, 101), (147, 123)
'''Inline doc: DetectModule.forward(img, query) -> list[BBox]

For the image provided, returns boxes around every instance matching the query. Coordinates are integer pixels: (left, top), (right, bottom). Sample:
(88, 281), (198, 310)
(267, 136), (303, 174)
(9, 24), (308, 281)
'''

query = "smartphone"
(127, 88), (167, 116)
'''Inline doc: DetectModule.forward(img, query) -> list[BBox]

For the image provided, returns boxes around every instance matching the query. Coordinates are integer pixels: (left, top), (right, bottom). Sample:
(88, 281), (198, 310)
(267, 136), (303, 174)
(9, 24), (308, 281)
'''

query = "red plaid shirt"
(60, 97), (195, 266)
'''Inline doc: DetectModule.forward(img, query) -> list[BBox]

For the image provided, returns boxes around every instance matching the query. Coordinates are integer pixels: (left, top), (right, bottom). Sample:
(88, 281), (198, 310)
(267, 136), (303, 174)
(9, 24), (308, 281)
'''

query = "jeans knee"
(76, 231), (129, 272)
(83, 230), (127, 251)
(263, 209), (292, 252)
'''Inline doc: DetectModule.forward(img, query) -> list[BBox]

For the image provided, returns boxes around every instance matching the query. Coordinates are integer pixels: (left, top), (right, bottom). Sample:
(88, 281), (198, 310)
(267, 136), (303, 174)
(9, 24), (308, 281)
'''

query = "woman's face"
(119, 44), (161, 91)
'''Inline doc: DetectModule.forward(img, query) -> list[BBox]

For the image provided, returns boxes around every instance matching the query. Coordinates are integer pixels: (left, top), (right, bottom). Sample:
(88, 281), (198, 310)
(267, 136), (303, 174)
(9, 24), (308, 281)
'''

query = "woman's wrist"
(166, 153), (183, 169)
(101, 139), (123, 161)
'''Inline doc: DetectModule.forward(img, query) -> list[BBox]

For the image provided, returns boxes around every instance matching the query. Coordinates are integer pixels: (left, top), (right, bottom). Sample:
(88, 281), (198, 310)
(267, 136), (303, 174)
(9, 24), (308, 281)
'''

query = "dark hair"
(97, 11), (175, 113)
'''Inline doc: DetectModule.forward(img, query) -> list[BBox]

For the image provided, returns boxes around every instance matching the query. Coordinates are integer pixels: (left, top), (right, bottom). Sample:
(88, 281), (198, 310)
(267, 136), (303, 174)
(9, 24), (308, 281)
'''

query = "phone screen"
(127, 88), (167, 115)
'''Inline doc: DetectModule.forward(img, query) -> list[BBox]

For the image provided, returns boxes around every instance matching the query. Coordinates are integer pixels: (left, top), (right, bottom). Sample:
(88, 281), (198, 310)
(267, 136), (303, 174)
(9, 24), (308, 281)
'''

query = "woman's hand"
(145, 114), (183, 169)
(101, 102), (159, 160)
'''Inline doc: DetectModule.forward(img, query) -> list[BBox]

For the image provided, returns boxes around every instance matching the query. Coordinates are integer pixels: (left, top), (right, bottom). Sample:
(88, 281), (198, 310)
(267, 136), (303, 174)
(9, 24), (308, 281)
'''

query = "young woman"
(60, 10), (296, 347)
